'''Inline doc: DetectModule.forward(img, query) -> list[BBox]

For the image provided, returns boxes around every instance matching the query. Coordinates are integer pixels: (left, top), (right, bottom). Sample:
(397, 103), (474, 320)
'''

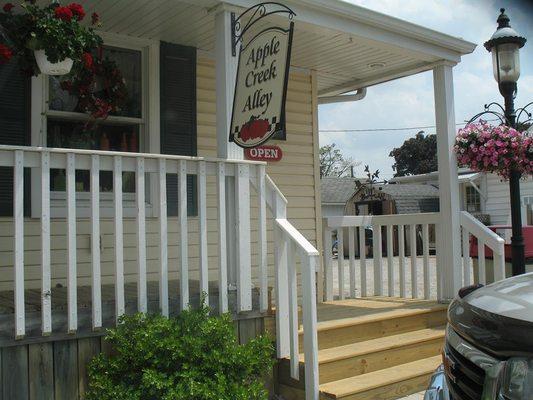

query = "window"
(465, 185), (481, 212)
(46, 46), (144, 194)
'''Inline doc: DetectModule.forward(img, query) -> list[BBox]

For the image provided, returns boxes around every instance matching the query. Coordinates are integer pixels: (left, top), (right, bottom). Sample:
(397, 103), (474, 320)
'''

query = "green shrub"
(86, 304), (275, 400)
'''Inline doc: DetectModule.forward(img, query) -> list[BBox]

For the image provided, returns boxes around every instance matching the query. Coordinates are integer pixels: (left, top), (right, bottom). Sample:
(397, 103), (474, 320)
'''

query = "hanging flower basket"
(34, 49), (72, 75)
(454, 122), (533, 179)
(0, 1), (102, 76)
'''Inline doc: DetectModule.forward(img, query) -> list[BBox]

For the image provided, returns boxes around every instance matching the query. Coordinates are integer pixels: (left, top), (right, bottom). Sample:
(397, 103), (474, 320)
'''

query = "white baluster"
(274, 224), (289, 358)
(478, 239), (486, 285)
(136, 157), (147, 313)
(258, 165), (268, 312)
(113, 156), (125, 320)
(158, 159), (169, 316)
(410, 224), (417, 298)
(398, 224), (406, 298)
(323, 226), (333, 301)
(235, 164), (252, 311)
(67, 153), (78, 332)
(337, 228), (345, 299)
(14, 150), (25, 338)
(462, 228), (471, 286)
(178, 160), (189, 310)
(41, 152), (51, 335)
(423, 223), (430, 299)
(217, 162), (228, 314)
(198, 161), (209, 304)
(359, 226), (367, 297)
(373, 224), (383, 296)
(91, 155), (102, 329)
(348, 227), (356, 298)
(387, 225), (394, 297)
(301, 254), (319, 400)
(287, 240), (299, 380)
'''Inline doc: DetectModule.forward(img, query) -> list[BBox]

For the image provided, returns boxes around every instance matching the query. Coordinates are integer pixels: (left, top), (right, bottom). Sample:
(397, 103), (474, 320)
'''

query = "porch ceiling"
(81, 0), (475, 96)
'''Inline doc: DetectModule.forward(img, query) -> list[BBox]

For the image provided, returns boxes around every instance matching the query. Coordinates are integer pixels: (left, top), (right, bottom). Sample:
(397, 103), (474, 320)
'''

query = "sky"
(318, 0), (533, 179)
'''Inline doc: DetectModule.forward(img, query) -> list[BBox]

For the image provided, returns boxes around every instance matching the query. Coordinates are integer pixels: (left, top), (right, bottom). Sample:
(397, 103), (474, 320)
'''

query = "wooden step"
(280, 327), (445, 387)
(305, 304), (447, 351)
(319, 355), (442, 400)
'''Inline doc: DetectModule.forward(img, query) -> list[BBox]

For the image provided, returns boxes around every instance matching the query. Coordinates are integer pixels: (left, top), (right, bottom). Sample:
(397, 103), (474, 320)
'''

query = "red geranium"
(67, 3), (85, 21)
(54, 6), (73, 22)
(82, 52), (93, 70)
(0, 44), (13, 64)
(2, 3), (14, 12)
(91, 12), (100, 25)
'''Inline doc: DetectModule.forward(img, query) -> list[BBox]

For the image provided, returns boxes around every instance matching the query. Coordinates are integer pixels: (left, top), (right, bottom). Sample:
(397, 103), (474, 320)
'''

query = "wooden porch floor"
(0, 280), (263, 347)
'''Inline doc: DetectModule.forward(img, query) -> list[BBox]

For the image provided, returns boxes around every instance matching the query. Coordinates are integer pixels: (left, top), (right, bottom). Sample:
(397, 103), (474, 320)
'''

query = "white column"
(215, 8), (243, 291)
(433, 64), (462, 300)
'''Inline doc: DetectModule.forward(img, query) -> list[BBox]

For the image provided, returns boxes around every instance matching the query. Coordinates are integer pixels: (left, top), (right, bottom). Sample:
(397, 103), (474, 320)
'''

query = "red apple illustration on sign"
(239, 116), (270, 142)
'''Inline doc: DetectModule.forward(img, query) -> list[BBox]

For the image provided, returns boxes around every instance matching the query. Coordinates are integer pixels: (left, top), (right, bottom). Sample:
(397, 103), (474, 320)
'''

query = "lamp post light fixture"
(484, 8), (527, 276)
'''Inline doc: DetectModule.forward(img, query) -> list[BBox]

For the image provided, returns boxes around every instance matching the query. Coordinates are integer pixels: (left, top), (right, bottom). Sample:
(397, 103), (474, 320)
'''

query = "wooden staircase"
(277, 299), (447, 400)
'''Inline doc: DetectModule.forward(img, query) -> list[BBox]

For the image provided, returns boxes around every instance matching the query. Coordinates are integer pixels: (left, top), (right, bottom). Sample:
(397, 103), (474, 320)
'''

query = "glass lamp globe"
(484, 9), (526, 85)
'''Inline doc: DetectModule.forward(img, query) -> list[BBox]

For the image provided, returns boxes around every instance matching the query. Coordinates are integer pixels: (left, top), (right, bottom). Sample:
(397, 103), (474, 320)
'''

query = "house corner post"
(433, 63), (462, 300)
(215, 7), (244, 299)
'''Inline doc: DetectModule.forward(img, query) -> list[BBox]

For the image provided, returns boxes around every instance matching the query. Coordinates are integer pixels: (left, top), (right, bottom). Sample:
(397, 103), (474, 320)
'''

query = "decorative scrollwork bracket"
(231, 2), (296, 56)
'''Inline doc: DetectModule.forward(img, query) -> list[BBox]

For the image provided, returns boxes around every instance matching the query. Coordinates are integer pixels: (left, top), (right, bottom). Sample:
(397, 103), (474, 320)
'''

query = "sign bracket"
(231, 2), (296, 56)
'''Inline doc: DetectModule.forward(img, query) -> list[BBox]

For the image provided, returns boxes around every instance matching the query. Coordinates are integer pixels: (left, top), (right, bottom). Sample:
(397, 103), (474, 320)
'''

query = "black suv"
(425, 273), (533, 400)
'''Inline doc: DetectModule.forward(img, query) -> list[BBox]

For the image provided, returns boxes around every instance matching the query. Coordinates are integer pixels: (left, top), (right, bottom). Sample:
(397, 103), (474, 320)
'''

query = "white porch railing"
(323, 213), (441, 301)
(323, 211), (508, 303)
(460, 211), (505, 285)
(0, 144), (320, 399)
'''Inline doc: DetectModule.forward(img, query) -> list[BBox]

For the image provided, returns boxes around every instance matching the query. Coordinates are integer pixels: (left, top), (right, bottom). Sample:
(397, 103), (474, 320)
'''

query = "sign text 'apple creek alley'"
(242, 35), (280, 115)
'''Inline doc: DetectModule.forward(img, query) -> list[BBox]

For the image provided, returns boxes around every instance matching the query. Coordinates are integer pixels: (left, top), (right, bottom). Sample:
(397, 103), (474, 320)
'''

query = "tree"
(319, 143), (359, 178)
(389, 131), (437, 177)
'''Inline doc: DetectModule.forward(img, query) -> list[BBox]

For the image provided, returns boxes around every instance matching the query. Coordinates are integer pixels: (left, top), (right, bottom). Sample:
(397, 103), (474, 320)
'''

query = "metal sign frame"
(229, 2), (296, 148)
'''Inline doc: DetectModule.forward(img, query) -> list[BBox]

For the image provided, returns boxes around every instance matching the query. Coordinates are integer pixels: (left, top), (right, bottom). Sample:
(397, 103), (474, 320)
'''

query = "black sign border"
(229, 22), (294, 149)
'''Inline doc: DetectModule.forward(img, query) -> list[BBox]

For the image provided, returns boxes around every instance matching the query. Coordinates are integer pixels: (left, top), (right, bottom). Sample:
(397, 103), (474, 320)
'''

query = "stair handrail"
(460, 211), (506, 283)
(264, 176), (320, 400)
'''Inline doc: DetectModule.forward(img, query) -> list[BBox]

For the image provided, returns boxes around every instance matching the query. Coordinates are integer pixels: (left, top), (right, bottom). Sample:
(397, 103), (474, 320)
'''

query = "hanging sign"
(229, 3), (295, 149)
(244, 144), (283, 162)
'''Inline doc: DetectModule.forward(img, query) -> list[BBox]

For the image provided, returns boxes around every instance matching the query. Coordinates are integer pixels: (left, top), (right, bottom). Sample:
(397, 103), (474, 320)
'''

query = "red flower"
(91, 12), (100, 25)
(2, 3), (14, 12)
(54, 6), (73, 22)
(0, 43), (13, 64)
(67, 3), (85, 21)
(82, 52), (93, 70)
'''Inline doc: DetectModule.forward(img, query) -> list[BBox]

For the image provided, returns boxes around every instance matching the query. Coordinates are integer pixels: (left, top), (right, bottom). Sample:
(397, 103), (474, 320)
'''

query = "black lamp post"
(484, 8), (527, 276)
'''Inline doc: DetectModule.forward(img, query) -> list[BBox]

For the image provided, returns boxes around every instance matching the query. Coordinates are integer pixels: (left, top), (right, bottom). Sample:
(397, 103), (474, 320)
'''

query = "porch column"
(433, 63), (462, 300)
(215, 7), (251, 310)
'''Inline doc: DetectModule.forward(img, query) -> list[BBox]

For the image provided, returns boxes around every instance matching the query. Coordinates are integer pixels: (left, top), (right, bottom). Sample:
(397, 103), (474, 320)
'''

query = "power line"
(319, 118), (500, 133)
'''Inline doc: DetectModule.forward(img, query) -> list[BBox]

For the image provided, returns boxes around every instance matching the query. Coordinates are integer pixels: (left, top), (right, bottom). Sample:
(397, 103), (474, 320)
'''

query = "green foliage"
(320, 143), (359, 178)
(86, 304), (275, 400)
(389, 131), (438, 177)
(0, 2), (102, 75)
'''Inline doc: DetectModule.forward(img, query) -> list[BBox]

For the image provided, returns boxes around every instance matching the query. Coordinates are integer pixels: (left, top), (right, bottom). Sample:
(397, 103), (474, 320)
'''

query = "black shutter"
(160, 42), (197, 216)
(0, 62), (31, 216)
